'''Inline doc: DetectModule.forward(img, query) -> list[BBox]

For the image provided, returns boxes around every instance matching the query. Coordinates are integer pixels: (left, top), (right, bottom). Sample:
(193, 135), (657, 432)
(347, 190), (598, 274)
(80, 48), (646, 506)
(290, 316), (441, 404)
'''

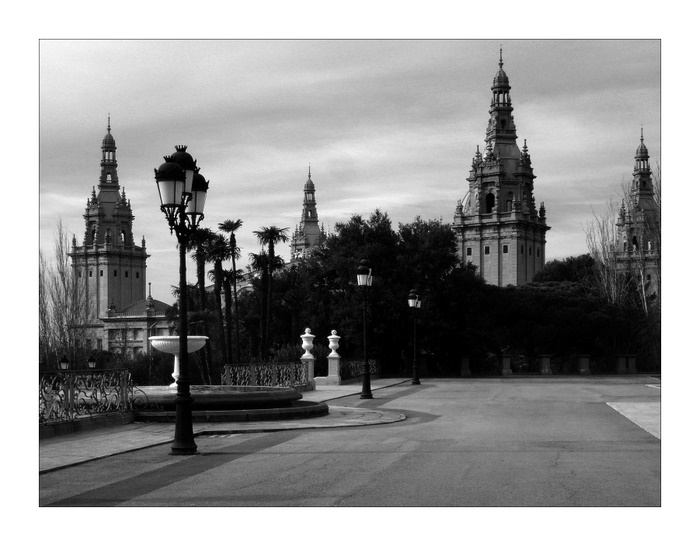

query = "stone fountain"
(149, 335), (208, 387)
(136, 333), (328, 423)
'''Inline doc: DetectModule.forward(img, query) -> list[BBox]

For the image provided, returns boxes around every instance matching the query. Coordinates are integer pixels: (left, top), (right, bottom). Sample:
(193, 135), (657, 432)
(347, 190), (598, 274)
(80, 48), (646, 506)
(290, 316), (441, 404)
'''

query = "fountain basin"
(133, 385), (329, 423)
(149, 335), (208, 388)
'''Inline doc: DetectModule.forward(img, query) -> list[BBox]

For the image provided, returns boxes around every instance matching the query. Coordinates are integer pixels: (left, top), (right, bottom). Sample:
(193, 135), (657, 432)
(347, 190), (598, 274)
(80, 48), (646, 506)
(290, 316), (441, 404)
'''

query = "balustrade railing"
(39, 369), (134, 424)
(222, 362), (309, 387)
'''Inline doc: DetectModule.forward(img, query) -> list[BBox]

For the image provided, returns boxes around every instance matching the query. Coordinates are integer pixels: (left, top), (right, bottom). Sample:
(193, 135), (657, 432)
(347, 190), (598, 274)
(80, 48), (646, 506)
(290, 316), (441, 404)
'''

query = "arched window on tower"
(106, 229), (112, 244)
(506, 192), (513, 212)
(106, 174), (112, 183)
(632, 236), (638, 252)
(485, 193), (495, 214)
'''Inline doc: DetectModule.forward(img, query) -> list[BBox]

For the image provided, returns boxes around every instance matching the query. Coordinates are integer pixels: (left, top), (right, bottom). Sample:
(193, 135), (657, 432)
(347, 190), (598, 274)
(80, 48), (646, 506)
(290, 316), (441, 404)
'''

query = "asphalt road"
(39, 376), (660, 507)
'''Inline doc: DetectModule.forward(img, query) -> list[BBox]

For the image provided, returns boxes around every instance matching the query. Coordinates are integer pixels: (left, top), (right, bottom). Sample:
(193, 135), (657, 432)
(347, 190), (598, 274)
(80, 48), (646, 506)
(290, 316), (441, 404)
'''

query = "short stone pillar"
(616, 355), (628, 374)
(316, 330), (342, 386)
(460, 356), (472, 377)
(578, 354), (591, 375)
(539, 354), (553, 375)
(627, 354), (637, 374)
(500, 354), (512, 376)
(300, 328), (316, 390)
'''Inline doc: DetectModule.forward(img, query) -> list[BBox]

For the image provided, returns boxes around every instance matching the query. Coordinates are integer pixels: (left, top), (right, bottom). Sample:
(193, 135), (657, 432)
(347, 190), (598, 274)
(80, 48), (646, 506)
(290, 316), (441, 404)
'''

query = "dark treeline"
(167, 210), (659, 384)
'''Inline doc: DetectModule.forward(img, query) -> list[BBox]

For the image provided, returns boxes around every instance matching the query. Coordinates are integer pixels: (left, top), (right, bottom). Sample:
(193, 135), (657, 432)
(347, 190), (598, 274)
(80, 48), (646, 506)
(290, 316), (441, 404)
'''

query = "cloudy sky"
(39, 39), (660, 304)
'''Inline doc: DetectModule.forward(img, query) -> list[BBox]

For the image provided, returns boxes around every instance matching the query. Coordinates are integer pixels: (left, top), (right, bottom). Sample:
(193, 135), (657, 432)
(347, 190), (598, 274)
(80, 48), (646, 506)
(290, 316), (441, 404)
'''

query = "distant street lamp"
(87, 355), (97, 369)
(154, 145), (209, 455)
(59, 355), (70, 370)
(356, 259), (373, 399)
(408, 289), (421, 385)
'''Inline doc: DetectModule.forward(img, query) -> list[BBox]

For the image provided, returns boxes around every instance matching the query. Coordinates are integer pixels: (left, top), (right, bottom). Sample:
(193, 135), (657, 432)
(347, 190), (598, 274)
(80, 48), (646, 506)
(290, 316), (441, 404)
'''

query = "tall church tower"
(290, 166), (324, 260)
(452, 49), (550, 286)
(615, 128), (660, 298)
(69, 119), (149, 332)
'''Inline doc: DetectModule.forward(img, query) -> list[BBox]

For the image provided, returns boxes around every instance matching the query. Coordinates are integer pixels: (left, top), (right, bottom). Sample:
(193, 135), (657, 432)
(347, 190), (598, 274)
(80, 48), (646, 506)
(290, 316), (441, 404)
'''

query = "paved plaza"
(39, 375), (661, 507)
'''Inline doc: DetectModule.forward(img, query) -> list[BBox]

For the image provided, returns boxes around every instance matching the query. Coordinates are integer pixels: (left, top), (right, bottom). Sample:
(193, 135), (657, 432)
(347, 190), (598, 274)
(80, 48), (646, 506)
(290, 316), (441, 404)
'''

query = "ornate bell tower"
(291, 166), (324, 260)
(615, 128), (660, 298)
(452, 49), (550, 286)
(69, 118), (149, 335)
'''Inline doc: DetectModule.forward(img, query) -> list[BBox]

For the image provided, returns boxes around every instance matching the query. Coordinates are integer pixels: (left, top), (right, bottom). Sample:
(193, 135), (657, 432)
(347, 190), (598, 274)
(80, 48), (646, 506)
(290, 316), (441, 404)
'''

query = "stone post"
(500, 354), (512, 376)
(300, 328), (316, 390)
(539, 354), (553, 375)
(627, 354), (637, 374)
(327, 330), (342, 385)
(578, 354), (591, 375)
(460, 356), (472, 377)
(316, 330), (342, 386)
(616, 355), (628, 374)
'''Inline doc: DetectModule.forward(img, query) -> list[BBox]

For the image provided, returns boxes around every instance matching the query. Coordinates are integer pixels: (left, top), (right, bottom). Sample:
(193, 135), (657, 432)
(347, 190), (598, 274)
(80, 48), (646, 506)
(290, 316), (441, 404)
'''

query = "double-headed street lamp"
(154, 145), (209, 455)
(356, 259), (374, 399)
(408, 289), (422, 385)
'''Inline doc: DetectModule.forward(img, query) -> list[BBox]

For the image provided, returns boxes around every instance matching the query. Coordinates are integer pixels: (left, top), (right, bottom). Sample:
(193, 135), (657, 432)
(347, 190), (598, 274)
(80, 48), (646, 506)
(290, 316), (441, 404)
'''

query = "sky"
(39, 38), (660, 304)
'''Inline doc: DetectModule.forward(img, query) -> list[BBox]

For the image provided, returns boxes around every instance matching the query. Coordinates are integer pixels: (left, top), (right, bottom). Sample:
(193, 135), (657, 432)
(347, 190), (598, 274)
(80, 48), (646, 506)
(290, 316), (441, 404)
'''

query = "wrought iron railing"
(39, 369), (135, 424)
(340, 359), (378, 380)
(221, 362), (309, 387)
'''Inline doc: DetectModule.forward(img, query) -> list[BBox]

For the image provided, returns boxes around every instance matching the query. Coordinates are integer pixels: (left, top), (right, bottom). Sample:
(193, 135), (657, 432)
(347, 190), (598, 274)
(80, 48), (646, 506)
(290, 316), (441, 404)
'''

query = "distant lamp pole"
(87, 355), (97, 370)
(356, 259), (373, 399)
(155, 145), (209, 456)
(59, 355), (70, 371)
(408, 289), (421, 385)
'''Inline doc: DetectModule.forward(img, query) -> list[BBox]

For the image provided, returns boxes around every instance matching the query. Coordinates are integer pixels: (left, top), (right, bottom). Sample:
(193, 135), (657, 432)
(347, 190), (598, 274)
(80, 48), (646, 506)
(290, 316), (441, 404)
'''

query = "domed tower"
(452, 49), (550, 286)
(290, 166), (323, 260)
(69, 118), (149, 345)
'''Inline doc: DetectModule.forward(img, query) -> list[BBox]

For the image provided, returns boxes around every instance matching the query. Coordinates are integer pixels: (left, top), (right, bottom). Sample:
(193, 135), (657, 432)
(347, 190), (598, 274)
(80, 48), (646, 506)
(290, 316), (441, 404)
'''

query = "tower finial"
(640, 124), (644, 142)
(309, 162), (311, 178)
(499, 44), (503, 68)
(107, 114), (111, 132)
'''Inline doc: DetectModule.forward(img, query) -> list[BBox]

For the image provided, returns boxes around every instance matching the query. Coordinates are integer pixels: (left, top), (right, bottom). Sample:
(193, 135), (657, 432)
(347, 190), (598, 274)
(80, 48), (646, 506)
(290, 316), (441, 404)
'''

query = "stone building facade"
(452, 50), (549, 286)
(68, 119), (173, 355)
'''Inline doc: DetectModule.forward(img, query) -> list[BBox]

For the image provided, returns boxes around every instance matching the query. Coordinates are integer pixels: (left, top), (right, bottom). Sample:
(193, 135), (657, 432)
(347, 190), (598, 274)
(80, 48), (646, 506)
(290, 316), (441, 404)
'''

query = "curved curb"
(195, 406), (407, 435)
(134, 401), (329, 423)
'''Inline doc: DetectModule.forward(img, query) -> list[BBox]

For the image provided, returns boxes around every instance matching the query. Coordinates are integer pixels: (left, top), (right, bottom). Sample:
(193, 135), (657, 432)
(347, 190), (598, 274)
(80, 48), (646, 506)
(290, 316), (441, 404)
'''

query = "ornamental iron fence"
(39, 369), (137, 424)
(221, 362), (309, 387)
(340, 359), (378, 380)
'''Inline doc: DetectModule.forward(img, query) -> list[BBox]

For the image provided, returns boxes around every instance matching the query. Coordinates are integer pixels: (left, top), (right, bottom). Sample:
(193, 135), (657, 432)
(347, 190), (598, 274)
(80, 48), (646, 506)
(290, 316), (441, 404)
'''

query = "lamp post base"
(360, 371), (373, 399)
(170, 390), (198, 455)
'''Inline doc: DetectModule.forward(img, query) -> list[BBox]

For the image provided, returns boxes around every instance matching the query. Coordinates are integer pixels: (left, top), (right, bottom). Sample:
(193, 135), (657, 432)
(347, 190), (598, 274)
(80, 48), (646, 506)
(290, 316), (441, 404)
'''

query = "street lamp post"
(408, 289), (421, 385)
(356, 260), (373, 399)
(154, 145), (209, 455)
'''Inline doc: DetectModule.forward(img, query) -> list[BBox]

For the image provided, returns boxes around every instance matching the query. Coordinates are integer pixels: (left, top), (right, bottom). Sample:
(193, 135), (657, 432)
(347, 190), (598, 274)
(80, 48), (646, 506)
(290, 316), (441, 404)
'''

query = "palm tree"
(188, 227), (214, 310)
(205, 233), (231, 367)
(253, 226), (289, 358)
(187, 227), (215, 383)
(219, 219), (243, 364)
